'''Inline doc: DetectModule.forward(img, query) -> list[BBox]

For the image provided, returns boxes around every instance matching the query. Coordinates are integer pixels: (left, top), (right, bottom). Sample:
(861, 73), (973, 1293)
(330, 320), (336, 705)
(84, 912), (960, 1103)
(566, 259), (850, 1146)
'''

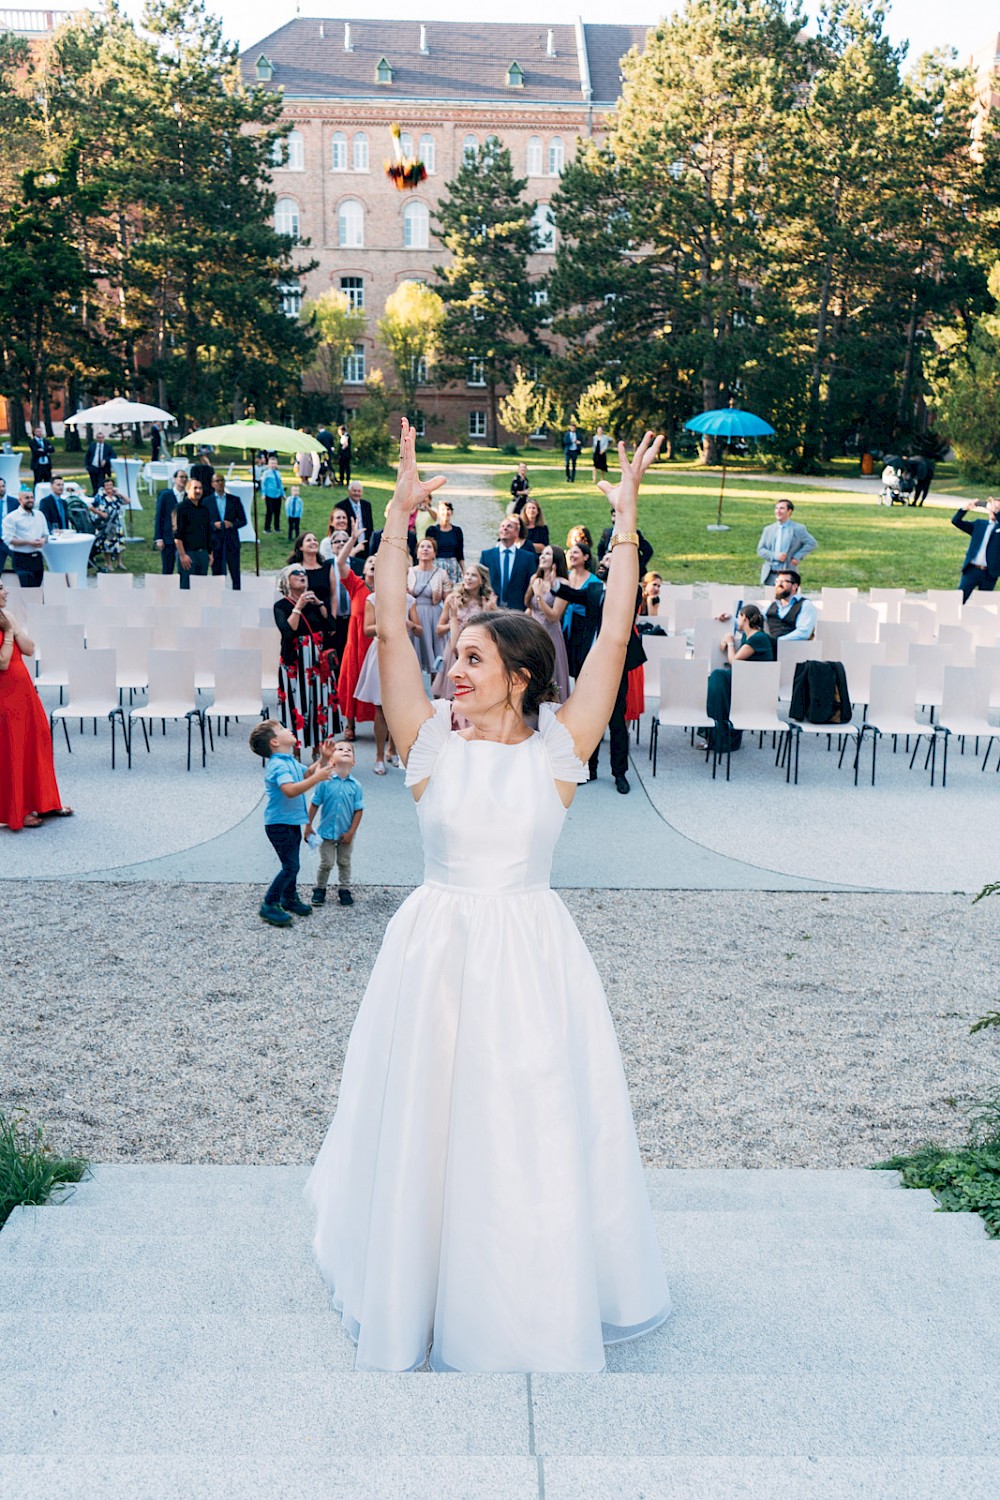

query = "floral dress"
(273, 596), (339, 750)
(93, 492), (126, 566)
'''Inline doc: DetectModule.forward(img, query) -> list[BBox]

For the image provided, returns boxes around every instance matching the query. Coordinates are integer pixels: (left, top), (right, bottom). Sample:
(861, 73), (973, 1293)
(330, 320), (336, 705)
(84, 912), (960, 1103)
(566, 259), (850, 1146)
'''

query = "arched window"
(547, 137), (564, 176)
(526, 136), (543, 176)
(403, 200), (429, 250)
(331, 131), (347, 171)
(274, 196), (300, 240)
(338, 198), (364, 249)
(531, 203), (555, 253)
(462, 133), (478, 164)
(352, 132), (369, 171)
(400, 131), (413, 157)
(419, 133), (435, 173)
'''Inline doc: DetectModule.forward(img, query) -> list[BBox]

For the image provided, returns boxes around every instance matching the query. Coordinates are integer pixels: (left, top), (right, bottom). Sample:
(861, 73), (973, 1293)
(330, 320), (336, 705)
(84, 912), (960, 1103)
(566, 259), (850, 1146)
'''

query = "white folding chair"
(650, 659), (709, 775)
(106, 627), (152, 701)
(899, 602), (935, 643)
(201, 605), (243, 641)
(868, 588), (905, 625)
(33, 629), (83, 702)
(878, 622), (918, 665)
(960, 607), (1000, 648)
(691, 617), (726, 667)
(860, 665), (933, 786)
(908, 643), (948, 719)
(50, 649), (128, 768)
(642, 634), (687, 696)
(926, 590), (962, 626)
(95, 572), (134, 599)
(142, 572), (181, 605)
(974, 645), (1000, 716)
(722, 660), (789, 782)
(40, 573), (70, 606)
(658, 584), (694, 634)
(936, 625), (974, 660)
(27, 605), (69, 666)
(815, 621), (860, 660)
(776, 639), (815, 702)
(934, 666), (997, 783)
(175, 624), (221, 694)
(847, 602), (879, 643)
(128, 649), (206, 770)
(207, 648), (266, 735)
(187, 573), (226, 598)
(836, 642), (885, 713)
(818, 587), (858, 622)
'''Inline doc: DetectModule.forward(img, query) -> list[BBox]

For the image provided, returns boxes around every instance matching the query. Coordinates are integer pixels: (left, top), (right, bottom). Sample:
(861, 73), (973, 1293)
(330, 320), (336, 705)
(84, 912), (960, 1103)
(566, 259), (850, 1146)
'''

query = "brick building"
(239, 17), (647, 442)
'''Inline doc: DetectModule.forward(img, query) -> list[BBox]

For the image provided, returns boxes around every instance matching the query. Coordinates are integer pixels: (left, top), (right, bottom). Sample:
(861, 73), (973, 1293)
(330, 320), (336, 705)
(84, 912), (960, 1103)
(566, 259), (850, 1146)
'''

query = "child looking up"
(305, 739), (364, 906)
(249, 719), (332, 927)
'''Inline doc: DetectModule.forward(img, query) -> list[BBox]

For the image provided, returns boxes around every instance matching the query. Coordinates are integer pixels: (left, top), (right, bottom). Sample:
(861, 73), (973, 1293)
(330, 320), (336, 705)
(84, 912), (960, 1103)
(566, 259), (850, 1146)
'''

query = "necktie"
(501, 548), (511, 600)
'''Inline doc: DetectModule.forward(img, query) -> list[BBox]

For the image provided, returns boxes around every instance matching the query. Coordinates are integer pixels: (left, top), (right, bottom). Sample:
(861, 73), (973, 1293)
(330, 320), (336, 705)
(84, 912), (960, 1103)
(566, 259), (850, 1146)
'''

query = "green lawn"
(488, 467), (975, 592)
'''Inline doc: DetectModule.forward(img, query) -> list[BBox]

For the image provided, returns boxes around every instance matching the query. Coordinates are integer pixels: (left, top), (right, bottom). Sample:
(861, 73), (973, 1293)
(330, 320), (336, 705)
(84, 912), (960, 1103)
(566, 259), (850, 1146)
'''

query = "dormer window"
(506, 61), (524, 89)
(375, 57), (393, 85)
(255, 54), (274, 82)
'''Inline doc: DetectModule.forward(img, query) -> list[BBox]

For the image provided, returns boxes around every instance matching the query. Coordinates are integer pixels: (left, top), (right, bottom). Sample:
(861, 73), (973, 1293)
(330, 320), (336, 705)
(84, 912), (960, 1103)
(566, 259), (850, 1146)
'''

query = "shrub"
(500, 442), (519, 456)
(0, 1111), (88, 1230)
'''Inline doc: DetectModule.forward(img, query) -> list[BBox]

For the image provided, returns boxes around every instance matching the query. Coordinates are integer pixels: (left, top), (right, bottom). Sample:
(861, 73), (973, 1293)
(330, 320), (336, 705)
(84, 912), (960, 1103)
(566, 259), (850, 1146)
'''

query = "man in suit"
(562, 422), (583, 482)
(209, 472), (247, 590)
(39, 474), (71, 532)
(85, 431), (115, 495)
(757, 500), (817, 586)
(480, 515), (538, 609)
(344, 479), (374, 539)
(154, 467), (188, 575)
(29, 427), (54, 490)
(952, 498), (1000, 601)
(190, 446), (215, 495)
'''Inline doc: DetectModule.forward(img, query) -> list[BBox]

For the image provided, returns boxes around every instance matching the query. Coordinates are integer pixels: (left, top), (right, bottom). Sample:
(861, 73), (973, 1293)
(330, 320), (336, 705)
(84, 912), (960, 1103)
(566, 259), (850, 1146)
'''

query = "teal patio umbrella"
(684, 408), (776, 531)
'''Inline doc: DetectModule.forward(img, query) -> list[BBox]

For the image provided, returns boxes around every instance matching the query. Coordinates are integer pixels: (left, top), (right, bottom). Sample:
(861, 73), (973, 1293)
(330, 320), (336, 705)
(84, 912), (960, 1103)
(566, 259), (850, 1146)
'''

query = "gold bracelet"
(608, 530), (640, 551)
(379, 536), (410, 555)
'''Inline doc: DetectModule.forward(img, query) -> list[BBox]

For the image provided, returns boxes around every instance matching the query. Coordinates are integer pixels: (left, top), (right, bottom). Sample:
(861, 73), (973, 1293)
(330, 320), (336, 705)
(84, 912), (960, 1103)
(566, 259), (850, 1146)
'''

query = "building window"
(352, 132), (369, 172)
(375, 56), (393, 84)
(331, 131), (347, 171)
(274, 196), (300, 241)
(343, 344), (366, 384)
(403, 200), (429, 250)
(255, 55), (273, 82)
(419, 133), (435, 173)
(462, 133), (478, 164)
(338, 198), (364, 249)
(399, 131), (413, 157)
(278, 282), (302, 317)
(272, 132), (303, 170)
(340, 275), (364, 311)
(531, 203), (555, 253)
(468, 410), (487, 438)
(413, 410), (426, 436)
(467, 358), (486, 387)
(411, 354), (429, 384)
(526, 136), (542, 176)
(506, 61), (524, 88)
(547, 137), (564, 176)
(533, 287), (548, 307)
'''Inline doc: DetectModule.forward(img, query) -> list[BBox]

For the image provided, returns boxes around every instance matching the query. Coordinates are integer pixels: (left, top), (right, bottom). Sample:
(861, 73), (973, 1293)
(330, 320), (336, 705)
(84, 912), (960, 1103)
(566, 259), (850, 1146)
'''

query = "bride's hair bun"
(464, 611), (559, 715)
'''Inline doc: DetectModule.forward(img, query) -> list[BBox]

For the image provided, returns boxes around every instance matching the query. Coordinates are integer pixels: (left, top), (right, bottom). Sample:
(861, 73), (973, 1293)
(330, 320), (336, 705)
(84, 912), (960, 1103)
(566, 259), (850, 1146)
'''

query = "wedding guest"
(319, 505), (354, 561)
(261, 455), (285, 534)
(0, 578), (73, 829)
(433, 564), (497, 699)
(174, 478), (212, 588)
(592, 426), (610, 483)
(286, 484), (303, 542)
(525, 544), (570, 701)
(189, 447), (215, 495)
(559, 543), (603, 679)
(209, 472), (247, 590)
(565, 524), (594, 554)
(154, 468), (187, 574)
(273, 563), (338, 750)
(337, 551), (377, 740)
(90, 478), (128, 572)
(287, 531), (341, 653)
(29, 427), (54, 490)
(353, 586), (421, 773)
(306, 738), (364, 907)
(520, 498), (550, 556)
(510, 462), (530, 512)
(407, 538), (450, 675)
(639, 572), (663, 617)
(2, 491), (50, 589)
(425, 499), (465, 586)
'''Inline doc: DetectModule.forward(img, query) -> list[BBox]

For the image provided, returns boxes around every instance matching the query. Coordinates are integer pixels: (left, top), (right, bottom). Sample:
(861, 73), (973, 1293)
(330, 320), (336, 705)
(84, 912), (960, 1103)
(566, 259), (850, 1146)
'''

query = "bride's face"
(449, 625), (520, 715)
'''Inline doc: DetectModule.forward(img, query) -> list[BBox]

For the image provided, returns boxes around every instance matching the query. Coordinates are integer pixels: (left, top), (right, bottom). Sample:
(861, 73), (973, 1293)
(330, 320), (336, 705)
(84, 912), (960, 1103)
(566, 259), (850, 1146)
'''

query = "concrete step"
(541, 1457), (1000, 1499)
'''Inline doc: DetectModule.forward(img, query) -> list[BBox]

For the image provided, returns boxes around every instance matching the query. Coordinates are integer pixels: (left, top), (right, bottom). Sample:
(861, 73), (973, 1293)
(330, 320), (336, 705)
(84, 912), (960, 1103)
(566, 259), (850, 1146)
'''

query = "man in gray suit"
(757, 500), (817, 586)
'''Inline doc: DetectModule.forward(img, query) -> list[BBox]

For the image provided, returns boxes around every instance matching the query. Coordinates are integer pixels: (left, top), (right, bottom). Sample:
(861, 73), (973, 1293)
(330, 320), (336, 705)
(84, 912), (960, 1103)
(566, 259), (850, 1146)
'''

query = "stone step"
(541, 1457), (1000, 1499)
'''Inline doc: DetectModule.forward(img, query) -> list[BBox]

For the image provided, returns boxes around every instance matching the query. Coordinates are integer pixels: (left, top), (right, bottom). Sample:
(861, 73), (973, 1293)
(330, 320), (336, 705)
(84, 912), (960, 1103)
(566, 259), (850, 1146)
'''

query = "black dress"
(523, 524), (549, 553)
(273, 596), (339, 749)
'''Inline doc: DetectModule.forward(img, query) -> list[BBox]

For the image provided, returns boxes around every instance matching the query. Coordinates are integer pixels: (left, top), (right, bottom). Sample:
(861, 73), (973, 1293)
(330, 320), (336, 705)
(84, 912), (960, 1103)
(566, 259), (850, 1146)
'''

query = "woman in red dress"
(0, 579), (73, 830)
(337, 551), (377, 738)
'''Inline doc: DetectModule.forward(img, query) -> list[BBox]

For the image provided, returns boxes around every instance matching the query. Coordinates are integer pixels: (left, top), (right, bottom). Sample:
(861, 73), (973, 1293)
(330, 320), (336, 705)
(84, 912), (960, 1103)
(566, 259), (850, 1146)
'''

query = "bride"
(306, 420), (670, 1372)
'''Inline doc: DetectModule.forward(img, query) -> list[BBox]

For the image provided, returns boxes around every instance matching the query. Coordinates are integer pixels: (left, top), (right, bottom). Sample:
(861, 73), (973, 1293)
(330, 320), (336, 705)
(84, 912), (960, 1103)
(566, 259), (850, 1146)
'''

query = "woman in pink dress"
(432, 564), (496, 700)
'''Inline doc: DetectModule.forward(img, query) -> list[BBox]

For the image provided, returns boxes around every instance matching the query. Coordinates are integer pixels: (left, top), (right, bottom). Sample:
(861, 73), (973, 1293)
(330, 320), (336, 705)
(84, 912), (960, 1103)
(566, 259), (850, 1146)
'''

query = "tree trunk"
(895, 287), (920, 438)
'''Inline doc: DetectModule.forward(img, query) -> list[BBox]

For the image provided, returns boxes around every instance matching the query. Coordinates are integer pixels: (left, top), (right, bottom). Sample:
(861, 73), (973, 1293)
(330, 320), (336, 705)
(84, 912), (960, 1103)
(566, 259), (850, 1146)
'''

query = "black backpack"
(790, 659), (852, 725)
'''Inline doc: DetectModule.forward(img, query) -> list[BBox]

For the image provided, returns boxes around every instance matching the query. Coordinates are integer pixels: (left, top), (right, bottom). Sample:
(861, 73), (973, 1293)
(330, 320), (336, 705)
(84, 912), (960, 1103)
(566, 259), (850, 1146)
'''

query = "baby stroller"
(879, 463), (913, 506)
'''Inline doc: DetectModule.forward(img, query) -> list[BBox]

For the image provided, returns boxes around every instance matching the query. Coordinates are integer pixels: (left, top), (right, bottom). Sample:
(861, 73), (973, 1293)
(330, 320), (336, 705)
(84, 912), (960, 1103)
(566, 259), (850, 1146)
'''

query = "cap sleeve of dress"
(537, 702), (589, 784)
(404, 699), (454, 786)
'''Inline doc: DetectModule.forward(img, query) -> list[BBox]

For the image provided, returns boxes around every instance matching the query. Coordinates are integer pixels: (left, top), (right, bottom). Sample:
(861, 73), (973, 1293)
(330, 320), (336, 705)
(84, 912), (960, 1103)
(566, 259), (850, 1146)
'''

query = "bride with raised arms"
(306, 420), (670, 1372)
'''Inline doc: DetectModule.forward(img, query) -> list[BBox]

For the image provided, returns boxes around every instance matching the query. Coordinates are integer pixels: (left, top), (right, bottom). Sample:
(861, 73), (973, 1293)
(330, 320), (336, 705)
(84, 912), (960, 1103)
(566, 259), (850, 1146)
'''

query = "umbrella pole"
(252, 457), (260, 577)
(717, 449), (727, 528)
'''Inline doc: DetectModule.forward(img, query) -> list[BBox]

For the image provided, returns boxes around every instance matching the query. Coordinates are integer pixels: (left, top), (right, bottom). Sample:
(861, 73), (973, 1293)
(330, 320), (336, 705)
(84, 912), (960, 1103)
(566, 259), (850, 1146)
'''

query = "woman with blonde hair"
(432, 563), (496, 699)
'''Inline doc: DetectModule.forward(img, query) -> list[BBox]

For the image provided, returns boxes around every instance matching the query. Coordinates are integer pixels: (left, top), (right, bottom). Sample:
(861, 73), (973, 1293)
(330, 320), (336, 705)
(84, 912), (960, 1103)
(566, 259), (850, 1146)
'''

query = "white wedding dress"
(305, 699), (670, 1372)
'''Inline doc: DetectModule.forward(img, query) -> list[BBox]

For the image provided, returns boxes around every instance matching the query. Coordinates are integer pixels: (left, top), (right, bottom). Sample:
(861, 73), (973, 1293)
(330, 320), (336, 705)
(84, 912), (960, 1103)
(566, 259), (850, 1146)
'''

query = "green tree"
(377, 280), (444, 426)
(350, 369), (395, 470)
(496, 366), (551, 445)
(304, 289), (366, 406)
(433, 141), (541, 445)
(930, 262), (1000, 482)
(575, 379), (619, 436)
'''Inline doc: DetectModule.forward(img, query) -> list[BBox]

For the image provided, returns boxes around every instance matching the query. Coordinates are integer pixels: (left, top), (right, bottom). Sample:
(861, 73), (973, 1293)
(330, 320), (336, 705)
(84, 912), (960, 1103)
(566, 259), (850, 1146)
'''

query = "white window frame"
(532, 287), (548, 307)
(352, 132), (369, 172)
(339, 275), (364, 311)
(274, 196), (300, 241)
(411, 354), (429, 384)
(532, 203), (555, 254)
(331, 132), (347, 172)
(278, 282), (302, 317)
(400, 131), (414, 157)
(468, 410), (487, 438)
(526, 136), (543, 176)
(467, 358), (486, 387)
(462, 133), (478, 164)
(419, 133), (435, 173)
(413, 410), (426, 437)
(403, 199), (429, 250)
(547, 137), (564, 177)
(343, 343), (366, 385)
(338, 199), (364, 249)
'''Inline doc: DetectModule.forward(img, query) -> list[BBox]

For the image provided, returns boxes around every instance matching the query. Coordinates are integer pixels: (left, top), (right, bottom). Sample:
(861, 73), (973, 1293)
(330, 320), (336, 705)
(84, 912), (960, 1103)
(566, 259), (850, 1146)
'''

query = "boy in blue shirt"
(286, 484), (303, 541)
(260, 455), (285, 534)
(249, 719), (333, 927)
(305, 739), (365, 906)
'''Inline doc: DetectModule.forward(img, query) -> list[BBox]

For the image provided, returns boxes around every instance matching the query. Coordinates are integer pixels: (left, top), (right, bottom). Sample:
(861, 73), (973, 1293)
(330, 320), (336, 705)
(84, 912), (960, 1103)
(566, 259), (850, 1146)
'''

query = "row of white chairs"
(30, 622), (279, 704)
(648, 657), (998, 787)
(49, 648), (269, 772)
(649, 585), (997, 637)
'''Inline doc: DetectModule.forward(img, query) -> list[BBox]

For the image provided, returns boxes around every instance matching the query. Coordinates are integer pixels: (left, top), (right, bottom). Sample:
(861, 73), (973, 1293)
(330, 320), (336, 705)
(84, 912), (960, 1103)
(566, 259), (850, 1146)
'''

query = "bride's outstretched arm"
(376, 418), (447, 762)
(557, 431), (663, 762)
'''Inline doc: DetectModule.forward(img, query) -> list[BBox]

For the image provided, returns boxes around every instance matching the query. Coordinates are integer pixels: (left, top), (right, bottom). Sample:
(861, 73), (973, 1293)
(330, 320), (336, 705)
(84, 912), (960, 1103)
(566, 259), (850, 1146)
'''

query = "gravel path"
(5, 884), (995, 1170)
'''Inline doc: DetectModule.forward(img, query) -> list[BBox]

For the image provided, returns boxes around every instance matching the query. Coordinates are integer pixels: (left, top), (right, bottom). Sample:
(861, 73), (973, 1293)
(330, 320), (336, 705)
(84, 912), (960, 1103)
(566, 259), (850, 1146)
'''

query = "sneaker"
(311, 887), (326, 906)
(259, 902), (293, 927)
(338, 889), (354, 906)
(281, 896), (313, 917)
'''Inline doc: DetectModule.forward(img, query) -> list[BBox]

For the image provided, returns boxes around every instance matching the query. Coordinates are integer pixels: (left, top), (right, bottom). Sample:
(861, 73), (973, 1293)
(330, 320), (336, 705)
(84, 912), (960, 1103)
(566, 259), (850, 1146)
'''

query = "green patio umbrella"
(178, 420), (324, 575)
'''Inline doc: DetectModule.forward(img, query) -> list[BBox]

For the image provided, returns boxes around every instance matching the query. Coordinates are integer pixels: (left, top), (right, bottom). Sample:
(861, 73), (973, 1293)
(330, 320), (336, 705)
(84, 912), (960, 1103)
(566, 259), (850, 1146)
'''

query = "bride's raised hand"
(389, 417), (446, 521)
(597, 431), (663, 530)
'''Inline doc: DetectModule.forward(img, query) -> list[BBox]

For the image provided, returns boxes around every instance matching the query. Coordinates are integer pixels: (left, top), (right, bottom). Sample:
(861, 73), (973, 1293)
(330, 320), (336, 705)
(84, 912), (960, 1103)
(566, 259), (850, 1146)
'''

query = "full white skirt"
(305, 883), (670, 1372)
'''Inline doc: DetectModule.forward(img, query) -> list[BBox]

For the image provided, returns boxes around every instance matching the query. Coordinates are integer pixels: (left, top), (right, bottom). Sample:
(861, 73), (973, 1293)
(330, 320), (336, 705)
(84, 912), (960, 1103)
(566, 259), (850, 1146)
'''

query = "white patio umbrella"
(65, 399), (177, 527)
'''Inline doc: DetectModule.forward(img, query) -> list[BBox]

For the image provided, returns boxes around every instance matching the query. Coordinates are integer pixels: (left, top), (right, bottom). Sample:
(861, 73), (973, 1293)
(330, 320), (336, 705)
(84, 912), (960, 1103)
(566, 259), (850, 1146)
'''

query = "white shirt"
(2, 505), (49, 552)
(972, 520), (997, 569)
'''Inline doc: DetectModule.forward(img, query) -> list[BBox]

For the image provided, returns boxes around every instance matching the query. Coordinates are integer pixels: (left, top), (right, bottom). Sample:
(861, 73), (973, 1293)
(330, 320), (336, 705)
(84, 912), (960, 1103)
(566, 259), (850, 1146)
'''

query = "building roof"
(240, 18), (648, 106)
